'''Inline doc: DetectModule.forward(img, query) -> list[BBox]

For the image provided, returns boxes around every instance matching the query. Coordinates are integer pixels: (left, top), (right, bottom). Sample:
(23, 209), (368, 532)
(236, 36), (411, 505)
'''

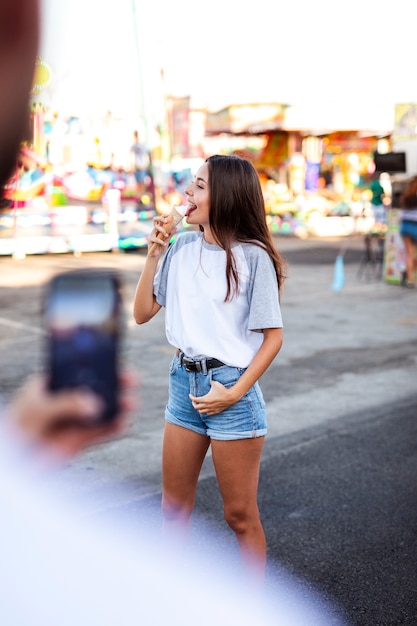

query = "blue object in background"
(305, 161), (320, 191)
(332, 255), (345, 291)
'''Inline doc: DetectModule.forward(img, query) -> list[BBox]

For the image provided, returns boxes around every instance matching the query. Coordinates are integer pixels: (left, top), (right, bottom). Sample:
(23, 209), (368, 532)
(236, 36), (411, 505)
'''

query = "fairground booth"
(205, 102), (392, 239)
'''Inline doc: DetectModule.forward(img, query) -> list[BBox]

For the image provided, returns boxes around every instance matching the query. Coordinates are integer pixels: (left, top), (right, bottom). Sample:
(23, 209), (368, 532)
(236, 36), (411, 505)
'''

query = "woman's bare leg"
(162, 422), (210, 544)
(402, 235), (417, 284)
(211, 436), (266, 583)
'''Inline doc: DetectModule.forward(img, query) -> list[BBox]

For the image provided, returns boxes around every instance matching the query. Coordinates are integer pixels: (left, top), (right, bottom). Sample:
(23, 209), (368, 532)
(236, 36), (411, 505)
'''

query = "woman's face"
(184, 162), (210, 230)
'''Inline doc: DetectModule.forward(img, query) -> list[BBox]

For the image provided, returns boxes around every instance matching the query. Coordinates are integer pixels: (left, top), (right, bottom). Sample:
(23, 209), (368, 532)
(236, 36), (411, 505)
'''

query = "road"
(0, 234), (416, 624)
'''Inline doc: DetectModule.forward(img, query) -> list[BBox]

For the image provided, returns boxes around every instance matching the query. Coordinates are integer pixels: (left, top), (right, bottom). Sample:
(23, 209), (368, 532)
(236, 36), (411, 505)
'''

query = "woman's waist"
(175, 349), (227, 373)
(173, 339), (258, 368)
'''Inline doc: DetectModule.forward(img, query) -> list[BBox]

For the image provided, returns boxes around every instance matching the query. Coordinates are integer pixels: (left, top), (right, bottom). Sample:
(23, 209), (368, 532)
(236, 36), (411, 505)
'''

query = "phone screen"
(45, 270), (122, 422)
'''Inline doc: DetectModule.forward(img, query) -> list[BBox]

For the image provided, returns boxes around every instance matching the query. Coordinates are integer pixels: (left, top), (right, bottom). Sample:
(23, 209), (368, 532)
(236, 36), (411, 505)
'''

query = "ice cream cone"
(149, 205), (187, 253)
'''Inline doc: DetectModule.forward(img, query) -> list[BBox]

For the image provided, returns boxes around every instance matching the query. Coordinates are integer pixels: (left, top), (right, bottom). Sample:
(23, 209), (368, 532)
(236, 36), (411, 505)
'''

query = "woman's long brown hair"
(400, 176), (417, 209)
(205, 154), (287, 301)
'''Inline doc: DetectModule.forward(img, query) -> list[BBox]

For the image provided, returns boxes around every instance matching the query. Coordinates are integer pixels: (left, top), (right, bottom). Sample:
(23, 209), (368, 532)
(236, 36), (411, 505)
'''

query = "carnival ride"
(0, 151), (374, 257)
(0, 146), (162, 256)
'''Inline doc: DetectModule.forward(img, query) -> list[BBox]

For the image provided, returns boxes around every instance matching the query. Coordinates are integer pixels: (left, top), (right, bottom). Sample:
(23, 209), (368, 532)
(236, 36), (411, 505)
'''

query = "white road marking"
(0, 317), (45, 335)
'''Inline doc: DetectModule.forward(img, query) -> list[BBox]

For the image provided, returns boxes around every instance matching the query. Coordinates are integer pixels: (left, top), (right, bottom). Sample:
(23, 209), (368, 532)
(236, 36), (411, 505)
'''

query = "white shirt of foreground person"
(0, 428), (347, 626)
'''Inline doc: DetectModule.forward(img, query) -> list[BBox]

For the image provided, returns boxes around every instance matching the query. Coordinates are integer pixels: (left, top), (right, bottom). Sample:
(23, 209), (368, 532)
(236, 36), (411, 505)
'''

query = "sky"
(39, 0), (416, 130)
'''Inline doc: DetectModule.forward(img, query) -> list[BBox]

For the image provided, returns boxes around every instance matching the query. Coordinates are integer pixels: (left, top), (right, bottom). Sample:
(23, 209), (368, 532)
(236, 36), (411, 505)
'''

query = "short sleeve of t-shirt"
(241, 244), (282, 331)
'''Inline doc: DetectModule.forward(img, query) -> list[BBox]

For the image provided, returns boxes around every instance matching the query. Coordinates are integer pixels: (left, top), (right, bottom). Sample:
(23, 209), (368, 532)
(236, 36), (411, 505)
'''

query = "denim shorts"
(400, 220), (417, 243)
(165, 354), (267, 441)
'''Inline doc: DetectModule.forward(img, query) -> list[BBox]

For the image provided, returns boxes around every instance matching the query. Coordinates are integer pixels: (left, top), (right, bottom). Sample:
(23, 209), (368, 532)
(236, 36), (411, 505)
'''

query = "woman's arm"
(133, 216), (173, 324)
(189, 327), (283, 415)
(133, 255), (162, 324)
(228, 327), (283, 401)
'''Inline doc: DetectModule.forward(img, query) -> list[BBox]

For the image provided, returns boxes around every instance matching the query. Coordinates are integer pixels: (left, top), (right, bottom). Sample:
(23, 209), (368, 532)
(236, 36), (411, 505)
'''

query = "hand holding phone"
(6, 373), (137, 459)
(44, 269), (123, 423)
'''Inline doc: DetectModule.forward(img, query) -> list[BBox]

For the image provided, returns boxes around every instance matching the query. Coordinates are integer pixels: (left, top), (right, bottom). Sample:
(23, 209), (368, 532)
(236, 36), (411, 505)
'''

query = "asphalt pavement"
(0, 234), (416, 624)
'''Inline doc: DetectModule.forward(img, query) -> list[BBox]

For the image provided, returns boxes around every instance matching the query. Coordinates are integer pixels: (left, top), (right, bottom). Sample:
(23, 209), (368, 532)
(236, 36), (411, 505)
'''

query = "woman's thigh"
(162, 422), (210, 505)
(211, 436), (265, 513)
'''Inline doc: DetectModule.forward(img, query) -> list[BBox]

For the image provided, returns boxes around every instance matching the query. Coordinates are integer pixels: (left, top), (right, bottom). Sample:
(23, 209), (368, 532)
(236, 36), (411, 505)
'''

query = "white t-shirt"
(154, 232), (283, 368)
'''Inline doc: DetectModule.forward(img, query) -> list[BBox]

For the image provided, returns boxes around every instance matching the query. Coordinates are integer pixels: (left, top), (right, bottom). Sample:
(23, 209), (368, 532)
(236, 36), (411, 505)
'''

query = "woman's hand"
(189, 328), (283, 417)
(189, 380), (238, 416)
(147, 214), (177, 257)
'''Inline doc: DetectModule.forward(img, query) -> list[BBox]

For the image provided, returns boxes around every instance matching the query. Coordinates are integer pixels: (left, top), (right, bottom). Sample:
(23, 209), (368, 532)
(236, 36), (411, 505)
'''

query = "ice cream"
(149, 204), (187, 253)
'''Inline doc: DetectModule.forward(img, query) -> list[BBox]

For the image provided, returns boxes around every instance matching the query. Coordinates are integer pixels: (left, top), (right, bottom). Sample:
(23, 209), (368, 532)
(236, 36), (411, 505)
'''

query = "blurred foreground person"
(0, 1), (347, 624)
(0, 0), (40, 186)
(1, 377), (346, 626)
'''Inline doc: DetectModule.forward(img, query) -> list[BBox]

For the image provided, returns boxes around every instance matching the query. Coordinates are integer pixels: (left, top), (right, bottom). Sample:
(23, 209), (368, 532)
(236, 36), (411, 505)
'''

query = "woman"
(133, 155), (285, 581)
(399, 176), (417, 288)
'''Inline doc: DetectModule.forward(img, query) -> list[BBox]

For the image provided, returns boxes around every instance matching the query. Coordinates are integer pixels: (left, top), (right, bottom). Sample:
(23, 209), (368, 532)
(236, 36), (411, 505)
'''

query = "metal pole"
(131, 0), (157, 211)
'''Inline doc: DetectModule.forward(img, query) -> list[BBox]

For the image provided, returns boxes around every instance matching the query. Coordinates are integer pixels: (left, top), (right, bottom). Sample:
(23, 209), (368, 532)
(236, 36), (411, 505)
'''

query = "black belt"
(176, 350), (225, 373)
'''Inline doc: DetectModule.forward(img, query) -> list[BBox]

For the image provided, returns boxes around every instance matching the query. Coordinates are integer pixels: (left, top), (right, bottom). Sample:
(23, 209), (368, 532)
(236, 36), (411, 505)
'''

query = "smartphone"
(44, 269), (123, 423)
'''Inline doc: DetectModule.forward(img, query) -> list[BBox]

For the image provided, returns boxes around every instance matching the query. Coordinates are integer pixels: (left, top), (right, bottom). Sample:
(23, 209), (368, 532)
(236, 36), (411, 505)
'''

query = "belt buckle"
(182, 356), (195, 372)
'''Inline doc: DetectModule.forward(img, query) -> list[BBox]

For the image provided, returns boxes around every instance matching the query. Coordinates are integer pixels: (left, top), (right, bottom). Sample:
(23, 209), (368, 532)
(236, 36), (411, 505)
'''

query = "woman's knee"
(161, 496), (194, 522)
(223, 502), (260, 535)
